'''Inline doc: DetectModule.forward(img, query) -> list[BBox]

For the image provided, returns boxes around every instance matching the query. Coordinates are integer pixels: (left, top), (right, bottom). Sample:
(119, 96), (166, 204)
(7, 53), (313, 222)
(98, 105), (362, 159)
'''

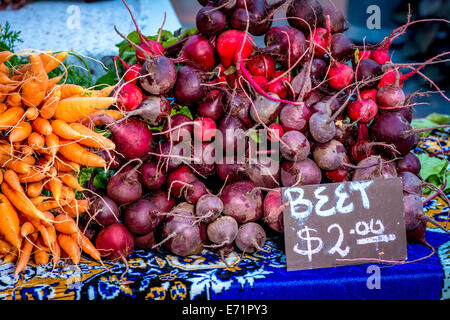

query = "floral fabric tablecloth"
(0, 129), (449, 301)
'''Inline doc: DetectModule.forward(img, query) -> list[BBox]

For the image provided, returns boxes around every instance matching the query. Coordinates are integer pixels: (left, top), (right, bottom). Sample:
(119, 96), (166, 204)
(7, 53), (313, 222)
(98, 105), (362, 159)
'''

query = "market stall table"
(0, 129), (448, 301)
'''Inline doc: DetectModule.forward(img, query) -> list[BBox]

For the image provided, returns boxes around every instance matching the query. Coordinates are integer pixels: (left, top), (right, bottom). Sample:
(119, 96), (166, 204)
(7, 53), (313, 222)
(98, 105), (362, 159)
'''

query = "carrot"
(1, 182), (50, 223)
(3, 247), (18, 264)
(18, 168), (47, 183)
(58, 139), (106, 167)
(54, 213), (79, 234)
(34, 238), (50, 265)
(44, 51), (68, 74)
(47, 176), (63, 203)
(38, 50), (54, 65)
(54, 97), (116, 122)
(57, 233), (80, 265)
(6, 92), (21, 108)
(86, 85), (116, 98)
(30, 196), (51, 207)
(24, 106), (39, 121)
(0, 157), (31, 175)
(61, 199), (89, 218)
(9, 120), (32, 143)
(0, 72), (17, 85)
(0, 171), (3, 185)
(44, 133), (59, 161)
(27, 132), (45, 151)
(58, 84), (85, 99)
(0, 102), (7, 113)
(51, 119), (82, 140)
(37, 200), (64, 212)
(20, 221), (35, 238)
(31, 117), (52, 136)
(0, 106), (25, 130)
(21, 154), (36, 166)
(69, 123), (115, 150)
(20, 145), (34, 158)
(3, 169), (25, 194)
(45, 75), (63, 92)
(0, 238), (12, 255)
(14, 233), (37, 279)
(80, 109), (124, 126)
(32, 220), (55, 252)
(61, 185), (76, 200)
(0, 62), (9, 75)
(40, 87), (61, 119)
(59, 172), (83, 191)
(0, 193), (22, 250)
(52, 155), (80, 173)
(0, 51), (13, 64)
(21, 54), (48, 107)
(72, 231), (101, 261)
(26, 181), (43, 198)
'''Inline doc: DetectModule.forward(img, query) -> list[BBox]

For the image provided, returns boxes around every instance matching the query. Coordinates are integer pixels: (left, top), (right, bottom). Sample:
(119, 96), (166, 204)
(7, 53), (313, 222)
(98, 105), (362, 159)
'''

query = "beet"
(281, 158), (322, 187)
(235, 222), (267, 254)
(95, 222), (134, 260)
(106, 164), (143, 205)
(216, 156), (246, 182)
(123, 199), (161, 235)
(197, 91), (225, 121)
(351, 156), (397, 181)
(280, 130), (311, 162)
(147, 190), (176, 213)
(140, 161), (165, 190)
(263, 189), (284, 233)
(286, 0), (324, 34)
(195, 194), (224, 224)
(139, 55), (177, 95)
(221, 180), (263, 223)
(134, 232), (156, 250)
(196, 6), (228, 37)
(249, 93), (282, 124)
(312, 139), (347, 171)
(308, 112), (336, 143)
(279, 104), (312, 133)
(206, 216), (239, 247)
(118, 95), (171, 127)
(396, 152), (421, 176)
(174, 65), (207, 105)
(88, 196), (121, 227)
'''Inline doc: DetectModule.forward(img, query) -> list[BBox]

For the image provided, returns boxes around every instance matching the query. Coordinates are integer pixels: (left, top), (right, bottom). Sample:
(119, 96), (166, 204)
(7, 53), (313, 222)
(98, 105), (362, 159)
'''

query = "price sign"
(282, 178), (407, 271)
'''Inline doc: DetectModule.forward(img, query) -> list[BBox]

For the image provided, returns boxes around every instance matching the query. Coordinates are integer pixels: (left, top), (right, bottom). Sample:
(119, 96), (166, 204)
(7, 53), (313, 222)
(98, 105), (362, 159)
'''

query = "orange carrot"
(54, 213), (79, 234)
(0, 72), (17, 85)
(30, 196), (51, 207)
(0, 193), (22, 250)
(72, 231), (101, 261)
(47, 176), (63, 203)
(31, 117), (52, 136)
(40, 87), (61, 119)
(51, 119), (81, 140)
(80, 109), (124, 126)
(24, 106), (39, 121)
(21, 53), (48, 107)
(60, 185), (75, 201)
(6, 92), (21, 108)
(1, 182), (50, 223)
(54, 97), (116, 122)
(3, 247), (18, 263)
(69, 123), (115, 150)
(52, 155), (80, 173)
(0, 51), (13, 64)
(58, 84), (85, 99)
(26, 180), (45, 198)
(59, 172), (83, 191)
(34, 237), (50, 265)
(38, 50), (54, 66)
(27, 132), (45, 151)
(44, 133), (59, 161)
(0, 106), (25, 130)
(20, 221), (36, 238)
(61, 199), (89, 218)
(0, 157), (31, 175)
(14, 233), (37, 278)
(3, 169), (25, 194)
(44, 51), (68, 74)
(9, 120), (32, 143)
(0, 238), (12, 254)
(0, 171), (3, 185)
(57, 233), (80, 265)
(45, 75), (63, 92)
(18, 168), (47, 183)
(58, 139), (106, 167)
(0, 62), (10, 75)
(0, 102), (7, 113)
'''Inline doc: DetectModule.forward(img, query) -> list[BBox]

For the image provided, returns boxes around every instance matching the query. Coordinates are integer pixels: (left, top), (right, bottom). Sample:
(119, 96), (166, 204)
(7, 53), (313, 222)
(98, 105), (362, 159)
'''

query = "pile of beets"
(81, 0), (450, 265)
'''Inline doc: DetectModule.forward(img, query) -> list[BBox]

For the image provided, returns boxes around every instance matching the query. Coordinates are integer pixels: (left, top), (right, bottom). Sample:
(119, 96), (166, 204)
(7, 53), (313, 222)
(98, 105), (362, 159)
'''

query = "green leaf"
(78, 166), (95, 189)
(411, 118), (439, 137)
(417, 153), (448, 180)
(426, 113), (450, 125)
(95, 70), (118, 86)
(92, 170), (115, 189)
(170, 105), (193, 120)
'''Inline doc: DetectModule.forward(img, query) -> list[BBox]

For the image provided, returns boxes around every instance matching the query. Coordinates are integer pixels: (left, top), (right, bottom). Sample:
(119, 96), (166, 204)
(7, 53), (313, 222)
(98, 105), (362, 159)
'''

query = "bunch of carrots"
(0, 49), (123, 279)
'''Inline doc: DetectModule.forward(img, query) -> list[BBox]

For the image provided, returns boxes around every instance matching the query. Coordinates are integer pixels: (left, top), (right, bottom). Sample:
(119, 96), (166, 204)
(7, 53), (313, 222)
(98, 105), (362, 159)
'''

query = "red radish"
(253, 76), (269, 91)
(193, 117), (217, 142)
(267, 79), (288, 99)
(114, 82), (144, 112)
(140, 161), (165, 190)
(370, 48), (390, 65)
(235, 222), (267, 254)
(328, 62), (354, 90)
(121, 0), (164, 63)
(246, 54), (276, 79)
(216, 29), (254, 68)
(123, 63), (142, 84)
(123, 199), (161, 235)
(360, 88), (378, 101)
(221, 180), (263, 224)
(95, 222), (134, 260)
(347, 98), (378, 123)
(267, 123), (283, 142)
(357, 50), (372, 62)
(307, 27), (330, 56)
(106, 164), (143, 205)
(263, 189), (284, 233)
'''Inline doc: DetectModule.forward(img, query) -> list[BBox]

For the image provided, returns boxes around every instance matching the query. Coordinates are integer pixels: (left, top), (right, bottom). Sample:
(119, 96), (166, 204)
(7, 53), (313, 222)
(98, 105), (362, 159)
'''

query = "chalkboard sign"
(282, 178), (407, 271)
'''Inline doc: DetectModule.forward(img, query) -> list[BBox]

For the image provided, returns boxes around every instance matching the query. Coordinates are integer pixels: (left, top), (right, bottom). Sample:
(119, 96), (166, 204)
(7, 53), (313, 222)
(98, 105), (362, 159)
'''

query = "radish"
(195, 194), (224, 224)
(123, 199), (161, 235)
(280, 158), (322, 187)
(216, 29), (254, 68)
(267, 123), (283, 142)
(95, 222), (134, 262)
(347, 97), (378, 123)
(221, 180), (263, 224)
(88, 196), (121, 227)
(235, 222), (267, 254)
(206, 216), (239, 248)
(115, 95), (171, 127)
(286, 0), (324, 34)
(327, 62), (354, 90)
(123, 64), (141, 85)
(106, 164), (143, 205)
(140, 161), (165, 190)
(307, 27), (331, 56)
(279, 130), (310, 162)
(263, 189), (284, 233)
